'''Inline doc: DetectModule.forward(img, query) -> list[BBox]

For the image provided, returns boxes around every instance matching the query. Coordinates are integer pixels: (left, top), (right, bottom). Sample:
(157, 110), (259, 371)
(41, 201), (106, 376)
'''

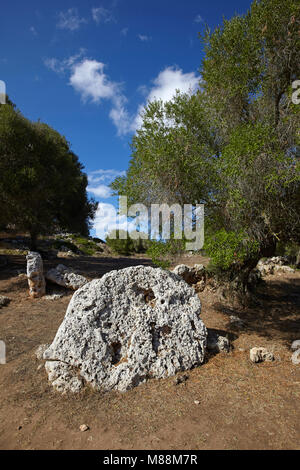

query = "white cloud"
(88, 168), (126, 184)
(93, 202), (137, 239)
(194, 14), (204, 23)
(147, 67), (199, 103)
(131, 66), (200, 131)
(88, 169), (125, 199)
(44, 51), (200, 137)
(87, 184), (112, 198)
(138, 34), (151, 42)
(92, 6), (114, 24)
(70, 59), (120, 102)
(68, 59), (133, 134)
(57, 8), (87, 31)
(44, 49), (86, 75)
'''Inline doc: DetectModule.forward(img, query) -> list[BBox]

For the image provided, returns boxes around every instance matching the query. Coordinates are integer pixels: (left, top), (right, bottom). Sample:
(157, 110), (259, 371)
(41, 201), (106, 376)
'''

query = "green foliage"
(0, 103), (97, 247)
(131, 235), (151, 254)
(200, 0), (300, 131)
(110, 91), (217, 208)
(71, 236), (100, 256)
(106, 230), (135, 256)
(111, 0), (300, 282)
(146, 238), (186, 269)
(275, 241), (300, 259)
(204, 229), (260, 270)
(52, 239), (79, 253)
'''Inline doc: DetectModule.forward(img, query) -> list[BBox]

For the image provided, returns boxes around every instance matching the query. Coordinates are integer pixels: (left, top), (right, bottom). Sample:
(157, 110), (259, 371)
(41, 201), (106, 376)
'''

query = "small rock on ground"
(0, 295), (11, 308)
(79, 424), (89, 432)
(207, 329), (230, 353)
(46, 264), (88, 290)
(44, 294), (64, 300)
(250, 347), (274, 363)
(291, 340), (300, 351)
(291, 349), (300, 365)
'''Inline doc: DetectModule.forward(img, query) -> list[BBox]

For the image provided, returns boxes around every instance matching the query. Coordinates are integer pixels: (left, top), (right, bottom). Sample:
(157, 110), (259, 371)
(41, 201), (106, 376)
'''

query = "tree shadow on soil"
(0, 253), (154, 282)
(213, 276), (300, 345)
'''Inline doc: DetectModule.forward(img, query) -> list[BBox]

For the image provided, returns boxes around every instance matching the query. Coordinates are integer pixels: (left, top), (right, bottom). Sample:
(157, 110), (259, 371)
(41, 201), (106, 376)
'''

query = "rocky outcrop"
(257, 257), (295, 276)
(46, 264), (87, 290)
(26, 252), (46, 298)
(291, 349), (300, 365)
(43, 265), (207, 393)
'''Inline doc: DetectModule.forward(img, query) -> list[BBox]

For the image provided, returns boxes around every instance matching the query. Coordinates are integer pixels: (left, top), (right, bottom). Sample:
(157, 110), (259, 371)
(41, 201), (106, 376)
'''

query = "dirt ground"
(0, 253), (299, 450)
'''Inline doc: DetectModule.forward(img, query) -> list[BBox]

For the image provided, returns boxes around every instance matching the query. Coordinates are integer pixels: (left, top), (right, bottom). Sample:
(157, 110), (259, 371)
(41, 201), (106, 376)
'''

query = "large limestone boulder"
(43, 265), (207, 393)
(26, 252), (46, 298)
(46, 264), (87, 290)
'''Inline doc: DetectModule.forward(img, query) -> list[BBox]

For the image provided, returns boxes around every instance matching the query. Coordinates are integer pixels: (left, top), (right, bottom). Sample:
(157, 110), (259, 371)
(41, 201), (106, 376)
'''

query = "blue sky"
(1, 0), (253, 238)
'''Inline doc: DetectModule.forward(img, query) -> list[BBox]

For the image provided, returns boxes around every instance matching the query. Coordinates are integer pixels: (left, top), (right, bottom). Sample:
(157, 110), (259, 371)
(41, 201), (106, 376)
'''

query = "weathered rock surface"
(291, 349), (300, 365)
(46, 264), (87, 290)
(250, 347), (274, 363)
(35, 343), (50, 360)
(291, 340), (300, 351)
(26, 252), (46, 298)
(79, 424), (89, 432)
(257, 257), (294, 277)
(172, 264), (206, 292)
(207, 329), (230, 353)
(44, 293), (64, 301)
(248, 268), (262, 287)
(0, 295), (11, 308)
(229, 315), (245, 328)
(43, 265), (207, 393)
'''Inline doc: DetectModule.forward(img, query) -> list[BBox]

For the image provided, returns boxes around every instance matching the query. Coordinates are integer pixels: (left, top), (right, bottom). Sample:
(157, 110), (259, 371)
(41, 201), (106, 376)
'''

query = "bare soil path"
(0, 254), (299, 450)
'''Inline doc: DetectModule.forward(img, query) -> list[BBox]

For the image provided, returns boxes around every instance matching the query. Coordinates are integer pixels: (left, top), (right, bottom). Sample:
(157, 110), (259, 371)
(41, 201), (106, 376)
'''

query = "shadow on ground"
(213, 275), (300, 345)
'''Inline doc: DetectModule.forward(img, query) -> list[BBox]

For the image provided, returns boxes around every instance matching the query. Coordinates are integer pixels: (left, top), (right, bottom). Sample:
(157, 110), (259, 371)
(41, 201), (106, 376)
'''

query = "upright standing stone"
(26, 251), (46, 298)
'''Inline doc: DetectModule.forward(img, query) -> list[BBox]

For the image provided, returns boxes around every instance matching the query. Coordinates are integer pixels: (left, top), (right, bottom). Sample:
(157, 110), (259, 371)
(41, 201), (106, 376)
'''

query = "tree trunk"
(220, 237), (277, 306)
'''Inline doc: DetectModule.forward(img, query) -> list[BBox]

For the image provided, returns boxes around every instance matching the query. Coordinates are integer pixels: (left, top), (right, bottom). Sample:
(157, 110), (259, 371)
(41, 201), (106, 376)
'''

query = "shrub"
(106, 230), (135, 256)
(204, 229), (260, 271)
(146, 238), (186, 269)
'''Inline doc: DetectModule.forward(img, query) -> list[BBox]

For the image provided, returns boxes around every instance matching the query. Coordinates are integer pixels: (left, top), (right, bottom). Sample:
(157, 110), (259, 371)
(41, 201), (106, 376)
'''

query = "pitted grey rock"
(44, 265), (207, 393)
(46, 264), (87, 290)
